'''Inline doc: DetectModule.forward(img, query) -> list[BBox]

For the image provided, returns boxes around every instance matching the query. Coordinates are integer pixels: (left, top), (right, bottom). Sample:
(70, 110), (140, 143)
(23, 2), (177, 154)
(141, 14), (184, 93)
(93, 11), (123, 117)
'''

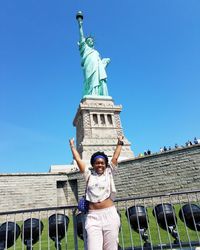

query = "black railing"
(0, 190), (199, 249)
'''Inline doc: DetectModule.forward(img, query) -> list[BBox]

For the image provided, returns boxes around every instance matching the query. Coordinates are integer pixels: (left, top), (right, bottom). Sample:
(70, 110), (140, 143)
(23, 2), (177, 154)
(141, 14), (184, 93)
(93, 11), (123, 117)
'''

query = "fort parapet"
(0, 144), (199, 213)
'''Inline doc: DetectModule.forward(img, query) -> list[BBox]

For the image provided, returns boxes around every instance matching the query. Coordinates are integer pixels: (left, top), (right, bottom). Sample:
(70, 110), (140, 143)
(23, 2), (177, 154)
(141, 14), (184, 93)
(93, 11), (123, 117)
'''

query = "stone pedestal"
(73, 96), (134, 163)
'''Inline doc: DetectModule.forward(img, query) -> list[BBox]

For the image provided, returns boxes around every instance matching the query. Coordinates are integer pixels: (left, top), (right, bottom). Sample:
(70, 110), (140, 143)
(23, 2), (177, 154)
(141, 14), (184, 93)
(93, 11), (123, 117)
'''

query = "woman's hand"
(69, 138), (75, 148)
(69, 137), (86, 172)
(111, 135), (124, 166)
(117, 135), (124, 145)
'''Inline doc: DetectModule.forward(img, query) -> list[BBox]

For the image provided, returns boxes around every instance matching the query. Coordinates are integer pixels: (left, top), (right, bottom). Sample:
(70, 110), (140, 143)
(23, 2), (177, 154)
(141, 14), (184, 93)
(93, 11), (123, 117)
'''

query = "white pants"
(85, 206), (120, 250)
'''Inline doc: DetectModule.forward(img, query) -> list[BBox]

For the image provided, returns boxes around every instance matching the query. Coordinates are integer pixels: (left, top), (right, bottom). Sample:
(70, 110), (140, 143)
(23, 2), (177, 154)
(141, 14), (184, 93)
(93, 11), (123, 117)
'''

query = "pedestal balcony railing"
(0, 190), (199, 249)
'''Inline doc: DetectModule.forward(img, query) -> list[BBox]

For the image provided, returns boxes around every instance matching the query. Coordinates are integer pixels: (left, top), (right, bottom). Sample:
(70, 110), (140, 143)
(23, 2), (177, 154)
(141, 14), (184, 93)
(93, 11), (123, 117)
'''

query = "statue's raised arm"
(76, 11), (85, 43)
(76, 11), (110, 97)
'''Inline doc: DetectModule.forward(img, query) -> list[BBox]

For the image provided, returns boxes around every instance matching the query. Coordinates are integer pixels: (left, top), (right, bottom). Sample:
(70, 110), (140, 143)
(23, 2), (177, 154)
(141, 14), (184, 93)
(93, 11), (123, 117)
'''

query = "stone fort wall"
(0, 144), (199, 213)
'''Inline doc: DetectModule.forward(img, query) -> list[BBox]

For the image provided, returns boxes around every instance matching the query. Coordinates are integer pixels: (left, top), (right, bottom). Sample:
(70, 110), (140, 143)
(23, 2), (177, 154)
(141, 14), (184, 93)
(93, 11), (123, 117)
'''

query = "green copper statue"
(76, 11), (110, 97)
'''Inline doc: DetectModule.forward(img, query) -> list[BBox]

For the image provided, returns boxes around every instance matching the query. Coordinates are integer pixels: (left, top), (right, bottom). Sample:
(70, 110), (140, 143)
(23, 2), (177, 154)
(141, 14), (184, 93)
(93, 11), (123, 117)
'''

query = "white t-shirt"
(83, 162), (117, 203)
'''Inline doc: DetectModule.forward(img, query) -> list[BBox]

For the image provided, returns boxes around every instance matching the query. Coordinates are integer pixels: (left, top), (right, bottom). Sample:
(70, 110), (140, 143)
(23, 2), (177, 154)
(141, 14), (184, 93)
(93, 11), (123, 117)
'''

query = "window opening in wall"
(93, 114), (98, 125)
(56, 181), (67, 206)
(107, 114), (113, 125)
(68, 179), (78, 203)
(100, 114), (105, 125)
(57, 181), (66, 188)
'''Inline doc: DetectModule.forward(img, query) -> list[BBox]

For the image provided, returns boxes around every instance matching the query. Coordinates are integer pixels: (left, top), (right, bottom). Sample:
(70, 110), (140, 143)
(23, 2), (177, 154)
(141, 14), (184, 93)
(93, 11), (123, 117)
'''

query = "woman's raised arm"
(69, 138), (86, 173)
(111, 136), (124, 166)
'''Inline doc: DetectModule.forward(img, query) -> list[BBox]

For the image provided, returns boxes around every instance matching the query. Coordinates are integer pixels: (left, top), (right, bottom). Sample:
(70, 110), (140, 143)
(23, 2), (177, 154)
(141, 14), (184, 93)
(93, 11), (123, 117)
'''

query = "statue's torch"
(76, 11), (83, 25)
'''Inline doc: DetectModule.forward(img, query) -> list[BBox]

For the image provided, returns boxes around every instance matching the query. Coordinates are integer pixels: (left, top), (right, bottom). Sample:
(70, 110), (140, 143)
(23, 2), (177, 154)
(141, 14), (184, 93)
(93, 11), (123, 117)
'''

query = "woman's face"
(93, 158), (106, 175)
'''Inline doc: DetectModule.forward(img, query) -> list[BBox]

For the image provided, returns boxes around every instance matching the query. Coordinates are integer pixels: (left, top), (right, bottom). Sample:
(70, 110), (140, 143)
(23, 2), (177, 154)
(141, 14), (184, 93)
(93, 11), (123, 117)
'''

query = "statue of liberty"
(76, 11), (110, 97)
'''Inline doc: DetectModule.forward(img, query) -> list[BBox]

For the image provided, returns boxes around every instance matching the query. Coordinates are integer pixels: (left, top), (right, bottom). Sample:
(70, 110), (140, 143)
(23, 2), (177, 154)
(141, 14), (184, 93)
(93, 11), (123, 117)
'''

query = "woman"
(69, 136), (124, 250)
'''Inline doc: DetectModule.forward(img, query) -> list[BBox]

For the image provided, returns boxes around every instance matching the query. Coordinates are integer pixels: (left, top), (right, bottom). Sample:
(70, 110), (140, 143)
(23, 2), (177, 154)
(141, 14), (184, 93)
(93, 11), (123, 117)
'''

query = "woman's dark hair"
(90, 151), (108, 166)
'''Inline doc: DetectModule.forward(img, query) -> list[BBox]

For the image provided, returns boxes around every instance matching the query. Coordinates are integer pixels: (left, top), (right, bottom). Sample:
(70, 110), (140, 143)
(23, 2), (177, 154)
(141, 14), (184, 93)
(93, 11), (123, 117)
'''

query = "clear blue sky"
(1, 0), (200, 173)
